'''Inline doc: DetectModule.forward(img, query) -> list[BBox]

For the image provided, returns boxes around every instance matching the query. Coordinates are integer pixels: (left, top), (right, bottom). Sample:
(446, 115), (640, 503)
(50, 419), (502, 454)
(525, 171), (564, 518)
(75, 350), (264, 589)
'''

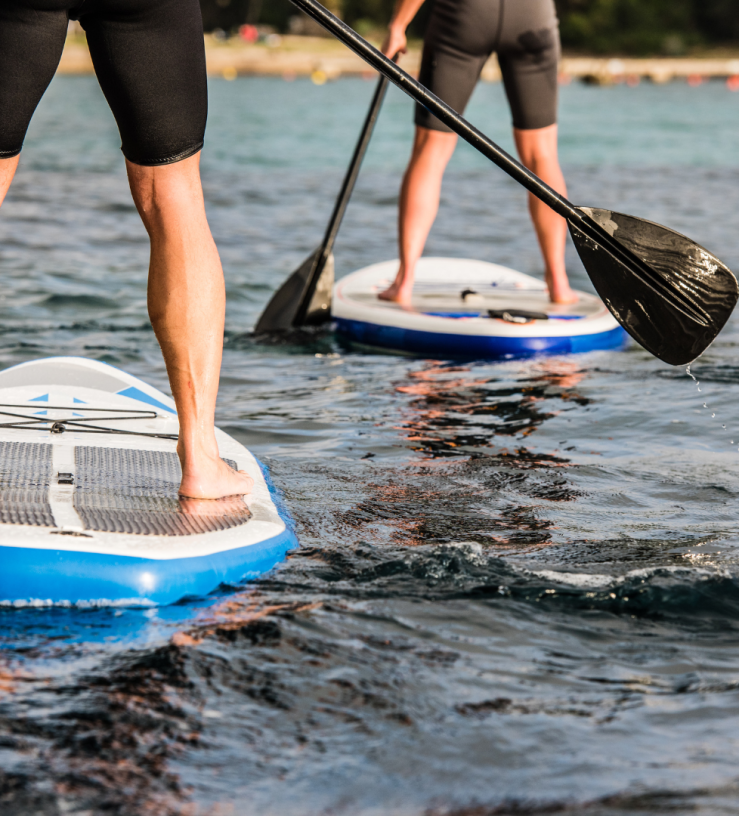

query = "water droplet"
(685, 361), (733, 453)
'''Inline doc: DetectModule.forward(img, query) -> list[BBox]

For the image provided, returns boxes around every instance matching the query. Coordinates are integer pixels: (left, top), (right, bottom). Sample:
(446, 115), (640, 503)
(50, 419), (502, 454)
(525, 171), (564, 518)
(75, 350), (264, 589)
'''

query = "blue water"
(2, 74), (739, 814)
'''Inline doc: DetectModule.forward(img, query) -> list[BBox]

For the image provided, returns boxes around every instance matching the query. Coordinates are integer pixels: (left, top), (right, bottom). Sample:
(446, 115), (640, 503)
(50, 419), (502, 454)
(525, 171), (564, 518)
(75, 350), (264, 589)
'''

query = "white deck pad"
(332, 258), (627, 358)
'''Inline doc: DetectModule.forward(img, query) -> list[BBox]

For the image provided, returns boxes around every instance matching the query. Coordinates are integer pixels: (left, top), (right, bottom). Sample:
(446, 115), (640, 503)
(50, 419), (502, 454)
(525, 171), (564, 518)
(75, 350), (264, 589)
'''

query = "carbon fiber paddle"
(284, 0), (738, 365)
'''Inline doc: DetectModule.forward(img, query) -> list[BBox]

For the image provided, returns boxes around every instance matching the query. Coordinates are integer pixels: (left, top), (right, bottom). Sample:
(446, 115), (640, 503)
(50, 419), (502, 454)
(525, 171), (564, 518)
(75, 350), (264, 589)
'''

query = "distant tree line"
(201, 0), (739, 54)
(556, 0), (739, 55)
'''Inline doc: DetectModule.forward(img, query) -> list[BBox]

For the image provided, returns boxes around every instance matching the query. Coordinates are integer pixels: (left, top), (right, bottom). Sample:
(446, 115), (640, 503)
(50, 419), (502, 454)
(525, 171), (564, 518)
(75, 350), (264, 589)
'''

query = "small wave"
(41, 293), (120, 309)
(505, 563), (739, 623)
(283, 540), (739, 625)
(526, 568), (614, 588)
(526, 563), (731, 589)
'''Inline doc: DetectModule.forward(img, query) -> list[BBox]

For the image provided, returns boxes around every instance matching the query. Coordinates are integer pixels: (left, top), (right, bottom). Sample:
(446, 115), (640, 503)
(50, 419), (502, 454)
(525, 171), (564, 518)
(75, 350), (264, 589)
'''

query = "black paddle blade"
(569, 207), (738, 365)
(254, 250), (334, 333)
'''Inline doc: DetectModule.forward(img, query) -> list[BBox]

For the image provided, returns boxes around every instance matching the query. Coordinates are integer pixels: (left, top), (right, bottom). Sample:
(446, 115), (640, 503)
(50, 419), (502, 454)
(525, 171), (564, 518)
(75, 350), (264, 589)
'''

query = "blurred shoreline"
(59, 34), (739, 86)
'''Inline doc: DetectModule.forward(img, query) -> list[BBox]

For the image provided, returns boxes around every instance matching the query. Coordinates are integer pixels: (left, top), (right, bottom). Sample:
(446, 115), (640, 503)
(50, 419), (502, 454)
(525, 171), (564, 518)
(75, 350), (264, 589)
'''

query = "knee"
(514, 124), (559, 170)
(406, 129), (457, 186)
(0, 155), (20, 208)
(412, 127), (457, 160)
(127, 163), (169, 234)
(126, 154), (204, 233)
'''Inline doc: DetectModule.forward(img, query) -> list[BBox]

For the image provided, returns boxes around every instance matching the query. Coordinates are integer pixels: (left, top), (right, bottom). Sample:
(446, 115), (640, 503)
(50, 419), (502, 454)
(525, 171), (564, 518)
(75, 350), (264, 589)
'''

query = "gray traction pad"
(0, 441), (55, 527)
(74, 447), (251, 537)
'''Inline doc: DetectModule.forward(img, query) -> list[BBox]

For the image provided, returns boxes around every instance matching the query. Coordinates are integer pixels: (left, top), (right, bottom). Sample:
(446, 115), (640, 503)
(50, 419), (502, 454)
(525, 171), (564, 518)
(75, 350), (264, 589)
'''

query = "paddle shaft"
(318, 71), (391, 265)
(289, 0), (582, 224)
(291, 65), (392, 326)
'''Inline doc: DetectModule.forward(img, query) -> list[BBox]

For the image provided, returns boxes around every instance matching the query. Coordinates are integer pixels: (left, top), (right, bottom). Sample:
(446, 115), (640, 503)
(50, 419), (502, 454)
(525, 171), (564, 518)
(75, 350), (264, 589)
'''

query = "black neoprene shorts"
(416, 0), (560, 132)
(0, 0), (207, 166)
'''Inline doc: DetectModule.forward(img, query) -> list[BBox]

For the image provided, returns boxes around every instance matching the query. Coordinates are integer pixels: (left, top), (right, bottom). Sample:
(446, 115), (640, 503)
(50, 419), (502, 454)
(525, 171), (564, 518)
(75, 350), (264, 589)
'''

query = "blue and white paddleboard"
(332, 258), (628, 358)
(0, 357), (296, 608)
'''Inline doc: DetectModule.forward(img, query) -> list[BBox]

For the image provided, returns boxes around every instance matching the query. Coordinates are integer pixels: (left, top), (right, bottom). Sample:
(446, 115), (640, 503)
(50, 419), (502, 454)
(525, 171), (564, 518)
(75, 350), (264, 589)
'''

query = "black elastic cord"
(0, 404), (178, 441)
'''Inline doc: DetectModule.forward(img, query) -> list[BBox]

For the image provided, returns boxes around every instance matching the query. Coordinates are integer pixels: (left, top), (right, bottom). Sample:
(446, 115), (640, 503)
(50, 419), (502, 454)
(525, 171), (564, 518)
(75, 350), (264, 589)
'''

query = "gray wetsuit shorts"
(416, 0), (560, 132)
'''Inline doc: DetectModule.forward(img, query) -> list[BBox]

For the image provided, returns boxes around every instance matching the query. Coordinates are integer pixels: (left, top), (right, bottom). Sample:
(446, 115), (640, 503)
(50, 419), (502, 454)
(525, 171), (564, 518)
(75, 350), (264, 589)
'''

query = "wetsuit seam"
(68, 0), (88, 22)
(124, 141), (204, 167)
(493, 0), (505, 54)
(415, 0), (559, 132)
(0, 148), (22, 159)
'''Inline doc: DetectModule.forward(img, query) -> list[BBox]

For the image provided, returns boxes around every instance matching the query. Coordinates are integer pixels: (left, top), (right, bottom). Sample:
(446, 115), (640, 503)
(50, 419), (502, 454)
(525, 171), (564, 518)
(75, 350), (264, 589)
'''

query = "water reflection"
(395, 359), (588, 459)
(329, 359), (594, 551)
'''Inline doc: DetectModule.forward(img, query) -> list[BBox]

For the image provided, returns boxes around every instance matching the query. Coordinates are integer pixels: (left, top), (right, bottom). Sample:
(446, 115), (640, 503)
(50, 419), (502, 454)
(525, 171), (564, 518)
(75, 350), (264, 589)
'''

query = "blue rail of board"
(334, 317), (629, 359)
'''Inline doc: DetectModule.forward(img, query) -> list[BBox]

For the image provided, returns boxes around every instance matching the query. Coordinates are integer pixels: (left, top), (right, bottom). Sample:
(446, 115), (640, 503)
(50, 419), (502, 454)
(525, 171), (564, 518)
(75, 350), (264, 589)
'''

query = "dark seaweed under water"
(2, 75), (739, 815)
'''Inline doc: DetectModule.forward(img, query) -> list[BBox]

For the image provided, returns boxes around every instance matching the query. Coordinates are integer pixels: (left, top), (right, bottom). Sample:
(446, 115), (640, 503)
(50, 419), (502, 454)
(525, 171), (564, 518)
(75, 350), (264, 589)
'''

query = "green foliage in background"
(695, 0), (739, 43)
(213, 0), (428, 39)
(555, 0), (739, 54)
(202, 0), (739, 53)
(555, 0), (693, 55)
(342, 0), (431, 38)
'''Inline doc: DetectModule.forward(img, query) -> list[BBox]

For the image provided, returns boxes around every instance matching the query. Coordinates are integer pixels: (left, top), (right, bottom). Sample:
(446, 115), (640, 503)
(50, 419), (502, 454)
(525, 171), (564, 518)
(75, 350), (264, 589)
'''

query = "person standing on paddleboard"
(379, 0), (577, 306)
(0, 0), (253, 500)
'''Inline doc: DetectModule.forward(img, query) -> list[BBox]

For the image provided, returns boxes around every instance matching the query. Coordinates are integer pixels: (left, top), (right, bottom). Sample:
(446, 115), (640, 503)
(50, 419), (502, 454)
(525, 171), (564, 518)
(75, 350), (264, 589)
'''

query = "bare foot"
(378, 278), (414, 306)
(178, 494), (249, 516)
(178, 451), (254, 500)
(548, 286), (579, 305)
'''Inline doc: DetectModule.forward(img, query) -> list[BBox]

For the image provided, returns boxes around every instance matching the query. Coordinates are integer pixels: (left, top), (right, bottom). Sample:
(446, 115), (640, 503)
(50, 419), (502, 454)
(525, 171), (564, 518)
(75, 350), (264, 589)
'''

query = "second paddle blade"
(254, 250), (334, 333)
(569, 207), (738, 365)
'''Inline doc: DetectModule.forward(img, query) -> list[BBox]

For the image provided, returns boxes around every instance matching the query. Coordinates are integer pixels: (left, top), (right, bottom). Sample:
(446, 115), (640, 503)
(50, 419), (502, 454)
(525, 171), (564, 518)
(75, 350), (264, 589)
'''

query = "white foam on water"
(446, 541), (488, 566)
(526, 563), (732, 589)
(528, 569), (613, 588)
(0, 597), (156, 609)
(623, 564), (731, 581)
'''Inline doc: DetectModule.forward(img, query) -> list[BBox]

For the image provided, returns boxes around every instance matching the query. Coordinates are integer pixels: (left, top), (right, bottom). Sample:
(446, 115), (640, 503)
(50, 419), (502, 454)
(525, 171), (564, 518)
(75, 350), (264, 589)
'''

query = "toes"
(237, 469), (255, 493)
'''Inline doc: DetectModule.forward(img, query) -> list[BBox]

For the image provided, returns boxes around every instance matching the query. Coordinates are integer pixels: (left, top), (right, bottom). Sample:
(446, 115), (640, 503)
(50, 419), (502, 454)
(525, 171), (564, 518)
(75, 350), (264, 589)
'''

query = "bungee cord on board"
(0, 404), (178, 440)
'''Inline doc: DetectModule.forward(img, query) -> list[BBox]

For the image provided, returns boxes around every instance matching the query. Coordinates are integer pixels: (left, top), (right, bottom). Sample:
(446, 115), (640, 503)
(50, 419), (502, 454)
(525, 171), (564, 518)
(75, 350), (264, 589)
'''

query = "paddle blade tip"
(569, 207), (738, 365)
(254, 249), (335, 334)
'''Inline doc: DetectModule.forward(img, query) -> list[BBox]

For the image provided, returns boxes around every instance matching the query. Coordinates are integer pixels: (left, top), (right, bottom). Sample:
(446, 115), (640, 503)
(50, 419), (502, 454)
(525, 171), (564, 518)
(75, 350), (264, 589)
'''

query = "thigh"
(415, 0), (499, 133)
(80, 0), (207, 166)
(497, 0), (560, 130)
(0, 2), (68, 158)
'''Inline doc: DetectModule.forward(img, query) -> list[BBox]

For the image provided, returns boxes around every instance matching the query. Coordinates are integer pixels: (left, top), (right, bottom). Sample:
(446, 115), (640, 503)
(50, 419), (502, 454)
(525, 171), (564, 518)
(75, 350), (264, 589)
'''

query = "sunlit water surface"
(1, 75), (739, 815)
